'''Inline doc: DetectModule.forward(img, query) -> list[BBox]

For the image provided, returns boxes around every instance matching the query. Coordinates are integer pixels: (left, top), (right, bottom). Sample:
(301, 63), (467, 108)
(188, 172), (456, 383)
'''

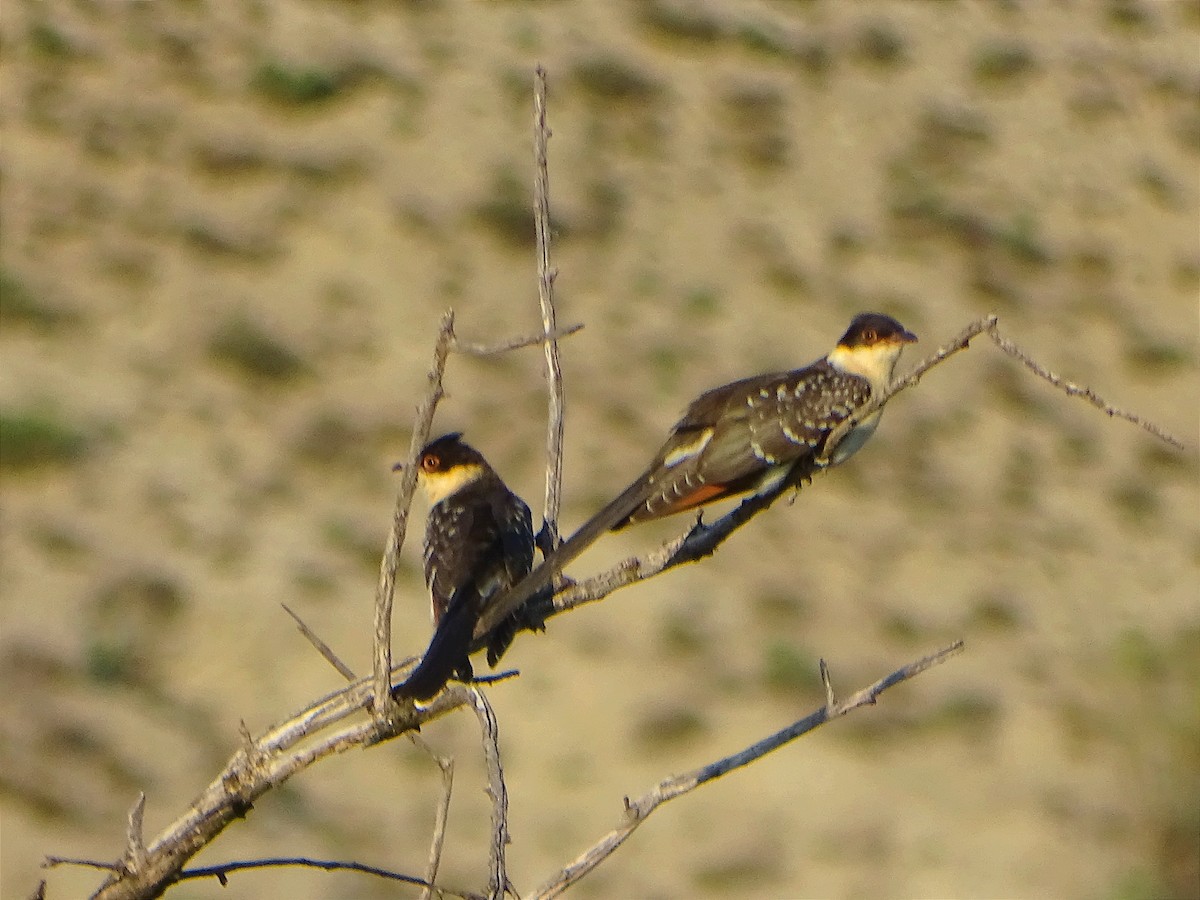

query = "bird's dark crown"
(418, 433), (486, 475)
(837, 313), (918, 349)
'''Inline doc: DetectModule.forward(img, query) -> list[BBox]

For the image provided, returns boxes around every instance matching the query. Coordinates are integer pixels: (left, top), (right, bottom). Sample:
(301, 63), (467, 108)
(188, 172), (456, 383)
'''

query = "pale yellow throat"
(419, 462), (487, 504)
(824, 340), (905, 466)
(826, 341), (904, 394)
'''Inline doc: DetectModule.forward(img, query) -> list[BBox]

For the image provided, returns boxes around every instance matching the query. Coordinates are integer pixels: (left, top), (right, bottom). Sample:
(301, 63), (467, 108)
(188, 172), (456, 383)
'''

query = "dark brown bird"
(393, 434), (536, 701)
(478, 312), (917, 633)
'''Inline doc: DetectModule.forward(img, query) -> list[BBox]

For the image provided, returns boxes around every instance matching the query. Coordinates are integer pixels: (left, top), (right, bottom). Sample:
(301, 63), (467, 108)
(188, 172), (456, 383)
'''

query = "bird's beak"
(898, 328), (918, 344)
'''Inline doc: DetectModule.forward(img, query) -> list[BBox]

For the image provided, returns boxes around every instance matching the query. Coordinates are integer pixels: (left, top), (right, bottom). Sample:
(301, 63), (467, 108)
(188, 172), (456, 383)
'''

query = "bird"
(475, 311), (917, 635)
(392, 433), (537, 701)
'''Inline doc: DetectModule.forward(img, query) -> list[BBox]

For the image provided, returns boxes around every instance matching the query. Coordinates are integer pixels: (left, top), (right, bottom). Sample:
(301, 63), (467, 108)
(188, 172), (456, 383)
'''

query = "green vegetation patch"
(0, 269), (80, 331)
(572, 56), (661, 103)
(253, 62), (340, 105)
(208, 316), (309, 382)
(0, 409), (89, 471)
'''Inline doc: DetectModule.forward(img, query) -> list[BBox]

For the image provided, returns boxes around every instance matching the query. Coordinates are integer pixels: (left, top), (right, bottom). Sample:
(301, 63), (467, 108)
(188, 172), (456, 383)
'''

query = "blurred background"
(2, 2), (1197, 898)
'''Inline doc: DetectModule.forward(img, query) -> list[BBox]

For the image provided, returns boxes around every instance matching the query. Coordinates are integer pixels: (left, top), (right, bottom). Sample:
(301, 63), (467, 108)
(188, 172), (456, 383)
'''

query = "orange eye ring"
(862, 328), (877, 342)
(421, 454), (440, 473)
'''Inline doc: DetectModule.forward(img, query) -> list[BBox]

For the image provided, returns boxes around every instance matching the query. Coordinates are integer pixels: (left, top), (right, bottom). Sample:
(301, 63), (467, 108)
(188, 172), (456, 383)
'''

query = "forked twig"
(529, 641), (965, 898)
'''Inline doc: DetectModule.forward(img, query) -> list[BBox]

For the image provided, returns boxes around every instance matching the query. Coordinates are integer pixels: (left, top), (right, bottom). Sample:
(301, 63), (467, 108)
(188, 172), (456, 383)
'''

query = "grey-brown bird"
(477, 312), (917, 633)
(393, 434), (536, 701)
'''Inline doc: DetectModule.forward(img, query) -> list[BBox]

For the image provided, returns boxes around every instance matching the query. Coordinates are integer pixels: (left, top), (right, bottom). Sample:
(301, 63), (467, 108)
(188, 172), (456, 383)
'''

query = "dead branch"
(283, 603), (355, 681)
(452, 322), (582, 357)
(533, 63), (567, 549)
(467, 688), (510, 900)
(159, 856), (483, 898)
(419, 747), (455, 900)
(121, 794), (148, 879)
(986, 324), (1186, 449)
(529, 641), (965, 898)
(79, 676), (475, 899)
(373, 311), (457, 718)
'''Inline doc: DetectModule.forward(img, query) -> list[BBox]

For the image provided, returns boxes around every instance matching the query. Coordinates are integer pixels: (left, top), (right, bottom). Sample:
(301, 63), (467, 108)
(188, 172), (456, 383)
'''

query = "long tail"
(472, 471), (654, 639)
(393, 585), (480, 701)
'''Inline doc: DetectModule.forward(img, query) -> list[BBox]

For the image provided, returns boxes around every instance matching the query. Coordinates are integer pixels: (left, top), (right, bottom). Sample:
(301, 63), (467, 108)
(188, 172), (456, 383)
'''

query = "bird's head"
(396, 433), (490, 504)
(827, 312), (918, 391)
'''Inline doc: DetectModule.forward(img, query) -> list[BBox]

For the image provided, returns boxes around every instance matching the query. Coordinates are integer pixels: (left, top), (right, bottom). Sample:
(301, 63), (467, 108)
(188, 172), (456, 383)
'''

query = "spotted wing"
(423, 500), (478, 625)
(627, 360), (871, 523)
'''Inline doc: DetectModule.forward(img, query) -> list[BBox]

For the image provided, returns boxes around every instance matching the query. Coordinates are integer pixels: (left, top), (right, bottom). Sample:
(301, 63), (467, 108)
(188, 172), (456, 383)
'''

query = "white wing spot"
(662, 428), (714, 468)
(751, 440), (779, 464)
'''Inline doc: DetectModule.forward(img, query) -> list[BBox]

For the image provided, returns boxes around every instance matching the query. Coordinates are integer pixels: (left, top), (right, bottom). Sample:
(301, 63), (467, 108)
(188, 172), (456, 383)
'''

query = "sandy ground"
(2, 2), (1198, 898)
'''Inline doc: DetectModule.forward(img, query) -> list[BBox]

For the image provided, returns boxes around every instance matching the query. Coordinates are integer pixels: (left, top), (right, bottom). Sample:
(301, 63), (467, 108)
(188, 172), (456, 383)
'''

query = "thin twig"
(467, 688), (510, 900)
(373, 310), (457, 718)
(986, 323), (1186, 449)
(515, 470), (795, 628)
(419, 748), (455, 900)
(453, 322), (583, 357)
(283, 604), (356, 681)
(529, 641), (965, 898)
(169, 856), (485, 899)
(121, 793), (148, 877)
(43, 858), (119, 872)
(533, 63), (567, 549)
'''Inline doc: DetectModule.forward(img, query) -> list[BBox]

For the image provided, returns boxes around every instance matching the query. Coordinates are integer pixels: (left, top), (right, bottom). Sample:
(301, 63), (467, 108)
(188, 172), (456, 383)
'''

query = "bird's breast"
(828, 409), (882, 465)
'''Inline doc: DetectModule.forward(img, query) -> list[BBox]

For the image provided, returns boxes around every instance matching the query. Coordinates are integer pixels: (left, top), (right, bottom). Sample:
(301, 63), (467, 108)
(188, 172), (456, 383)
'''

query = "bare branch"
(169, 856), (486, 899)
(283, 604), (356, 681)
(43, 857), (119, 872)
(452, 322), (583, 357)
(373, 310), (457, 718)
(468, 688), (510, 900)
(82, 676), (473, 899)
(985, 324), (1187, 449)
(533, 63), (567, 548)
(520, 472), (795, 628)
(529, 641), (965, 898)
(419, 747), (455, 900)
(820, 657), (836, 708)
(121, 793), (148, 877)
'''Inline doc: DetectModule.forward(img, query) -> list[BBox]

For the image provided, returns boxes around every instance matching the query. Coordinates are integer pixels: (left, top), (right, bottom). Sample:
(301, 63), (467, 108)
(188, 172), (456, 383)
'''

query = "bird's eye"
(421, 454), (440, 473)
(862, 328), (877, 343)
